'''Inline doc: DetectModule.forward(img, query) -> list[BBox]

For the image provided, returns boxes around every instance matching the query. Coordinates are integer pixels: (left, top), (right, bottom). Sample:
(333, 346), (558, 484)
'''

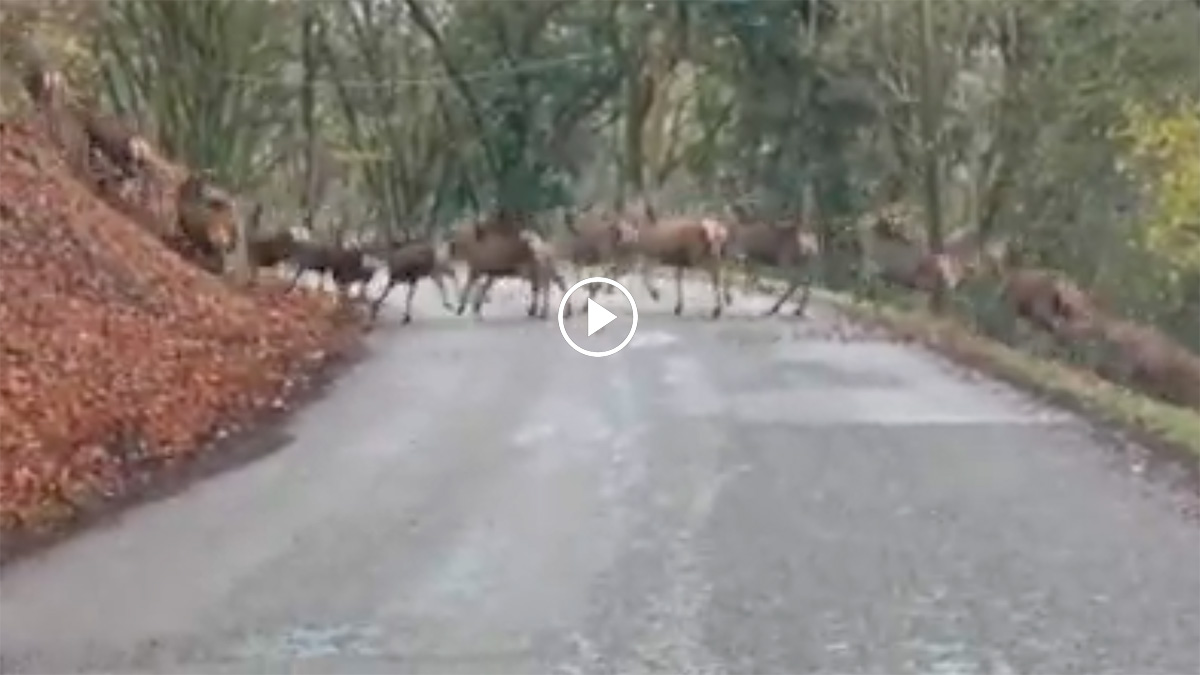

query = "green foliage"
(94, 0), (295, 189)
(1115, 99), (1200, 273)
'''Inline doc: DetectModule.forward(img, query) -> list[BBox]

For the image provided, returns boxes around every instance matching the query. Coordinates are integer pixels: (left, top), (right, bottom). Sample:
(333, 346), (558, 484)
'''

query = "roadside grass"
(814, 286), (1200, 460)
(722, 266), (1200, 461)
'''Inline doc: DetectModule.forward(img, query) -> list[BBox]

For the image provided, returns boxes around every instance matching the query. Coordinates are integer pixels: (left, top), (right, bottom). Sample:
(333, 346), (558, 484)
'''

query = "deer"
(996, 267), (1098, 341)
(550, 204), (638, 309)
(174, 171), (238, 273)
(721, 210), (822, 318)
(247, 229), (303, 284)
(1082, 318), (1200, 411)
(243, 204), (301, 273)
(15, 41), (66, 112)
(13, 40), (77, 155)
(449, 214), (571, 320)
(282, 238), (379, 302)
(64, 103), (180, 210)
(367, 237), (460, 323)
(622, 198), (728, 319)
(993, 261), (1200, 411)
(856, 200), (1012, 300)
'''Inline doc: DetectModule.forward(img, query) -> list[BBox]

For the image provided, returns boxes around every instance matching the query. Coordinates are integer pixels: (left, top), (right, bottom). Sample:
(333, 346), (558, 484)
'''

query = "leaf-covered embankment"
(0, 121), (361, 543)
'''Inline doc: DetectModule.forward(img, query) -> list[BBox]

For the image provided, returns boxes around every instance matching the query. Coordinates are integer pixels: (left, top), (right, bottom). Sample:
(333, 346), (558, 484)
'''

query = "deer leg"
(765, 275), (799, 316)
(792, 266), (814, 317)
(721, 260), (738, 306)
(708, 262), (724, 319)
(742, 263), (759, 295)
(606, 260), (626, 290)
(552, 268), (570, 318)
(571, 264), (592, 301)
(370, 278), (398, 320)
(539, 275), (553, 320)
(556, 271), (571, 317)
(457, 269), (480, 315)
(641, 259), (662, 302)
(474, 276), (497, 316)
(674, 266), (685, 316)
(431, 272), (455, 311)
(603, 267), (617, 294)
(284, 266), (305, 293)
(585, 270), (603, 314)
(334, 279), (352, 309)
(403, 281), (418, 324)
(526, 275), (542, 318)
(551, 269), (573, 319)
(446, 269), (462, 305)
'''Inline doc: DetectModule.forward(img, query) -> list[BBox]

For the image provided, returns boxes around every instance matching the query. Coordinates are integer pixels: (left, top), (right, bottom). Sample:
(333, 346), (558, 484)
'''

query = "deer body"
(551, 208), (638, 307)
(284, 241), (378, 299)
(369, 239), (460, 323)
(625, 204), (727, 318)
(248, 231), (300, 270)
(449, 221), (569, 319)
(724, 220), (821, 317)
(174, 173), (237, 272)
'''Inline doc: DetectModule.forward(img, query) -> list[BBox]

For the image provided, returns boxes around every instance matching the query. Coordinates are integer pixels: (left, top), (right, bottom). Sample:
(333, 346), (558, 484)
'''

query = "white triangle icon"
(586, 298), (617, 336)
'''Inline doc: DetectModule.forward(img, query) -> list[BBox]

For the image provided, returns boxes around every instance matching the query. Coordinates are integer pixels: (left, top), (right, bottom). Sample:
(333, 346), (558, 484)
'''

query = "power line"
(219, 50), (613, 89)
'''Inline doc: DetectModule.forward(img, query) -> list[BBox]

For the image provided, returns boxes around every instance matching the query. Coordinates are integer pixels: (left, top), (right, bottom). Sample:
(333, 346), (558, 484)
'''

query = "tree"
(94, 0), (295, 190)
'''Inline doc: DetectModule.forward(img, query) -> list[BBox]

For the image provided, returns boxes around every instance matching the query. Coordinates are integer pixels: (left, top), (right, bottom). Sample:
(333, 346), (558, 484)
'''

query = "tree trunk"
(300, 6), (318, 233)
(917, 0), (947, 313)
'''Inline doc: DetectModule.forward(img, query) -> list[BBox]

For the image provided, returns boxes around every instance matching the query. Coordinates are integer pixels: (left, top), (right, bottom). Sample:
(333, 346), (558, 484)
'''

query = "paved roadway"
(1, 276), (1198, 674)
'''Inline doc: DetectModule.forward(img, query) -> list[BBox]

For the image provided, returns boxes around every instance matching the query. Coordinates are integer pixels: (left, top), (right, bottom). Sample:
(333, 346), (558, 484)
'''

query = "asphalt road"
(2, 275), (1198, 674)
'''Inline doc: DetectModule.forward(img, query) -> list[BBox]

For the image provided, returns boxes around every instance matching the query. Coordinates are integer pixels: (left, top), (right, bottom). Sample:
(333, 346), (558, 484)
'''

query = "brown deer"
(996, 263), (1200, 411)
(722, 215), (821, 317)
(998, 267), (1098, 340)
(248, 230), (302, 272)
(623, 198), (728, 318)
(451, 222), (570, 319)
(857, 201), (1010, 297)
(1083, 318), (1200, 411)
(368, 238), (460, 323)
(65, 103), (175, 209)
(550, 204), (638, 308)
(241, 203), (300, 282)
(15, 41), (66, 111)
(283, 240), (379, 301)
(175, 171), (237, 272)
(13, 40), (75, 154)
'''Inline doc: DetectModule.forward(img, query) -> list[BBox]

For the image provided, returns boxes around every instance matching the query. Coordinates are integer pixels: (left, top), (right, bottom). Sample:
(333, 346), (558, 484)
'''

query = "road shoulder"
(810, 287), (1200, 474)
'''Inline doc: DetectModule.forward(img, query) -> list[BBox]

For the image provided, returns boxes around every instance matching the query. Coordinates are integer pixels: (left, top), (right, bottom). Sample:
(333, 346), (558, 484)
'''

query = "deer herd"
(16, 47), (1199, 410)
(237, 196), (833, 327)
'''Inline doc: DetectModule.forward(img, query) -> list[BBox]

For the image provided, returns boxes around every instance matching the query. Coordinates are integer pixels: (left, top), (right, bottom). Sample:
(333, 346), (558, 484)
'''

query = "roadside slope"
(0, 120), (359, 544)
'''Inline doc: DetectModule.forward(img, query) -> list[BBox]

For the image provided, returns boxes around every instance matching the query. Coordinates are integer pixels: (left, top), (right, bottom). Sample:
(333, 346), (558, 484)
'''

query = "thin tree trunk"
(917, 0), (946, 313)
(300, 6), (318, 233)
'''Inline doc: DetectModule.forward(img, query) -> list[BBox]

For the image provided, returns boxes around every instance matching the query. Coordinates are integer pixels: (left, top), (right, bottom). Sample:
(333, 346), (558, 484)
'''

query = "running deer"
(550, 204), (638, 309)
(449, 217), (570, 319)
(368, 237), (460, 323)
(623, 198), (728, 319)
(722, 213), (821, 317)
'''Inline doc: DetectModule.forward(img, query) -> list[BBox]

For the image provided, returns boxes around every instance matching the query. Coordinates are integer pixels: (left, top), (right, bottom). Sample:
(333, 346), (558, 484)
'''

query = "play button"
(586, 298), (617, 336)
(558, 277), (639, 358)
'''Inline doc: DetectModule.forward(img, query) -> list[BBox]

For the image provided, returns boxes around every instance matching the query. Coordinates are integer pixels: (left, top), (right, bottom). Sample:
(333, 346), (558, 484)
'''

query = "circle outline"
(558, 277), (639, 358)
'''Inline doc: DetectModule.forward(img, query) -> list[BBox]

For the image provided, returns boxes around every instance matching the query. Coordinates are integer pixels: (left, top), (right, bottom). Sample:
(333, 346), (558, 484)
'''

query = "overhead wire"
(220, 50), (614, 89)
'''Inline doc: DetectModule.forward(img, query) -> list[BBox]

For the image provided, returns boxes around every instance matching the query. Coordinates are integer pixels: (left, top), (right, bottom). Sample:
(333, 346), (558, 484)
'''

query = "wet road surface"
(2, 276), (1198, 674)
